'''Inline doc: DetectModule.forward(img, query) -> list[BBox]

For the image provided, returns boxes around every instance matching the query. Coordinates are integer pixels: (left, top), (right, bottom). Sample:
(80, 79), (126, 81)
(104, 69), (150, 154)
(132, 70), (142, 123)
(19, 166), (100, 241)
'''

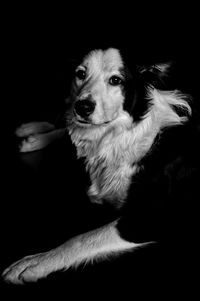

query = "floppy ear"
(137, 62), (174, 89)
(138, 62), (172, 74)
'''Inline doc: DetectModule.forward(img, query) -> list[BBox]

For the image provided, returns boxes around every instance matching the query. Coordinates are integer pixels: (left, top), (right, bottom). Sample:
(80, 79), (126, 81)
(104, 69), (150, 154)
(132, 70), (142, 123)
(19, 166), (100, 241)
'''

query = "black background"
(1, 4), (199, 299)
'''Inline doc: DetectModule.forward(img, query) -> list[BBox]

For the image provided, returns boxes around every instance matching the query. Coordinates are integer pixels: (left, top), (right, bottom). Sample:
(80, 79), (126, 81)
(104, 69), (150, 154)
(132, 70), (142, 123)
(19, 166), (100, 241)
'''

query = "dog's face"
(68, 47), (176, 129)
(70, 48), (129, 126)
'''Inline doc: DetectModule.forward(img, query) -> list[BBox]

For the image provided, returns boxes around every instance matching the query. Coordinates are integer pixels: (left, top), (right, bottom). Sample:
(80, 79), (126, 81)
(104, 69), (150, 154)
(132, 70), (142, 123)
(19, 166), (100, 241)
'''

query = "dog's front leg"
(2, 220), (139, 284)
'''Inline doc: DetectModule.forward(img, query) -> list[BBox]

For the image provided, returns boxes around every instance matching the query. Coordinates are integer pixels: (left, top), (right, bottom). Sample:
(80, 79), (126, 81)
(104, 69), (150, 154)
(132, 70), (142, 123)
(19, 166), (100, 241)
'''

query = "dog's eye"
(75, 69), (86, 80)
(109, 76), (122, 86)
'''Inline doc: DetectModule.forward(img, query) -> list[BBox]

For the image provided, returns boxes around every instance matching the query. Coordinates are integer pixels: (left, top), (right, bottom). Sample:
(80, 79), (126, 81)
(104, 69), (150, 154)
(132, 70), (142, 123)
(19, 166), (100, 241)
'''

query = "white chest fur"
(68, 88), (191, 208)
(68, 112), (157, 208)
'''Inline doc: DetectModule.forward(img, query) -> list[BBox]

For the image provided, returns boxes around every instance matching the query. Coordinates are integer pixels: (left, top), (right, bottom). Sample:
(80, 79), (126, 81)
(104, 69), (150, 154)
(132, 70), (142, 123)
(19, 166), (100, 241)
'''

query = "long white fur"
(69, 83), (191, 207)
(2, 48), (191, 284)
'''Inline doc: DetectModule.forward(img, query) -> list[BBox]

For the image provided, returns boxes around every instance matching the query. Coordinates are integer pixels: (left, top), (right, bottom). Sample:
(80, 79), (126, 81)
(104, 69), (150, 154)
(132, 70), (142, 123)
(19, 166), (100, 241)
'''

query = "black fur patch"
(122, 65), (152, 122)
(122, 61), (173, 122)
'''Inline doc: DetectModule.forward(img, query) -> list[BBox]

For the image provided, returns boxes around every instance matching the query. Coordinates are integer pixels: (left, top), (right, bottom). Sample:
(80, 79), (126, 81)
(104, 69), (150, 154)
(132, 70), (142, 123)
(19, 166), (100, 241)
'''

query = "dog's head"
(69, 48), (127, 126)
(68, 48), (175, 128)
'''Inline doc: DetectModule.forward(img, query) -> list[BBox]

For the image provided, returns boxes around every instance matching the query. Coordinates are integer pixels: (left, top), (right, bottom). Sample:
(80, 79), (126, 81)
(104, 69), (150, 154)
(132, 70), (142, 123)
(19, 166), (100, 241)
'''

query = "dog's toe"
(19, 265), (46, 283)
(2, 254), (48, 284)
(2, 256), (38, 284)
(2, 251), (60, 284)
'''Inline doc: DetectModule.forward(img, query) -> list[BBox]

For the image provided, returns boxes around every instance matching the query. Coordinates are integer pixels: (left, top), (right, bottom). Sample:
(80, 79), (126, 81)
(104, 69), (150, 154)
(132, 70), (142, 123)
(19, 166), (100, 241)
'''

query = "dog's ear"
(138, 62), (172, 74)
(137, 62), (174, 89)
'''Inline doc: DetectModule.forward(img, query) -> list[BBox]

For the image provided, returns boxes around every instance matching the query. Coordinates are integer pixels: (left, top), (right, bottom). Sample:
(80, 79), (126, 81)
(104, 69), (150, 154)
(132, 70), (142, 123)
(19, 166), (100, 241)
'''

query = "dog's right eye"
(109, 75), (122, 86)
(75, 69), (86, 80)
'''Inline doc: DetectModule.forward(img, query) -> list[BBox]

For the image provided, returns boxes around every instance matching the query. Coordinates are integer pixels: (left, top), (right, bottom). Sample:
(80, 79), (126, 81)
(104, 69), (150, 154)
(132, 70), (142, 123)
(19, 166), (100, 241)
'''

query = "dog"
(2, 47), (199, 284)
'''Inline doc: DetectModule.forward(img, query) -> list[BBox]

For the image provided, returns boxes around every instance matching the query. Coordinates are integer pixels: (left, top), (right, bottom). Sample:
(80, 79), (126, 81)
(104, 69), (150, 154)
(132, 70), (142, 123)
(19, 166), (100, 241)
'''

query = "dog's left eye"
(109, 76), (122, 86)
(75, 69), (86, 80)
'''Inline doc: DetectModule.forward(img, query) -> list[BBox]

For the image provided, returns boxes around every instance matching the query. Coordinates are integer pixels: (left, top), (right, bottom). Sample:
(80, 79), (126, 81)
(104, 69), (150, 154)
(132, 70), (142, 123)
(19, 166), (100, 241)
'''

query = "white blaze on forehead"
(83, 48), (124, 75)
(103, 48), (124, 72)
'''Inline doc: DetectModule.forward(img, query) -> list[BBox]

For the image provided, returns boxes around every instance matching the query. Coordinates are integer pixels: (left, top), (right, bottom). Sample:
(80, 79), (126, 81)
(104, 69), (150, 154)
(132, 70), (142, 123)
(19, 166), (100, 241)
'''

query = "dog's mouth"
(72, 109), (111, 126)
(75, 118), (110, 127)
(75, 117), (90, 124)
(74, 115), (111, 127)
(72, 112), (91, 126)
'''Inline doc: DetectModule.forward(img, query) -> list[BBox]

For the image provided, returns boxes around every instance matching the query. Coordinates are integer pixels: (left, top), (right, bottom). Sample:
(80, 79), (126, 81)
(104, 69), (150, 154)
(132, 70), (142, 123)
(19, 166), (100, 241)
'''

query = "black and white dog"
(2, 48), (199, 284)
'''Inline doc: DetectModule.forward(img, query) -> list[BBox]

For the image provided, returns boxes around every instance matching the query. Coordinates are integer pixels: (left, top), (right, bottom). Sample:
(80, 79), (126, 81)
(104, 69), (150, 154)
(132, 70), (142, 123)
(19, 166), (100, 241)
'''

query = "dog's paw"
(2, 251), (59, 284)
(15, 122), (55, 137)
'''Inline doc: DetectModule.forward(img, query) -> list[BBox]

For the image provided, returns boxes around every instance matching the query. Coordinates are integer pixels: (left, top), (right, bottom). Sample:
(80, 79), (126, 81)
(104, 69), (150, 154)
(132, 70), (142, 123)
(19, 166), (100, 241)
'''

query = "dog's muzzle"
(74, 98), (96, 119)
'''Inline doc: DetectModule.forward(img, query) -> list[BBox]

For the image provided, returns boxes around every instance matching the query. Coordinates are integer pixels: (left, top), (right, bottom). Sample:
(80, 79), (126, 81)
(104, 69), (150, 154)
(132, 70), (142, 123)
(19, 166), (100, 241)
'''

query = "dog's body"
(2, 48), (199, 284)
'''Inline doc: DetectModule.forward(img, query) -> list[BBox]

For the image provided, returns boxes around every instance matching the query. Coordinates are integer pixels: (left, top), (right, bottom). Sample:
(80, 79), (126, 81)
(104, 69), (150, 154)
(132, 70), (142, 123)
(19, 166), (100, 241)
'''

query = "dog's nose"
(74, 99), (95, 118)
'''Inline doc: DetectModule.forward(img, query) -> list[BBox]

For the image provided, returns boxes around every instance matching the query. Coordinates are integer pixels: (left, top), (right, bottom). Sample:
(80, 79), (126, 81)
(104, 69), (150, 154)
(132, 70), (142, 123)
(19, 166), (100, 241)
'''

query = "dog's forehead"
(83, 48), (124, 73)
